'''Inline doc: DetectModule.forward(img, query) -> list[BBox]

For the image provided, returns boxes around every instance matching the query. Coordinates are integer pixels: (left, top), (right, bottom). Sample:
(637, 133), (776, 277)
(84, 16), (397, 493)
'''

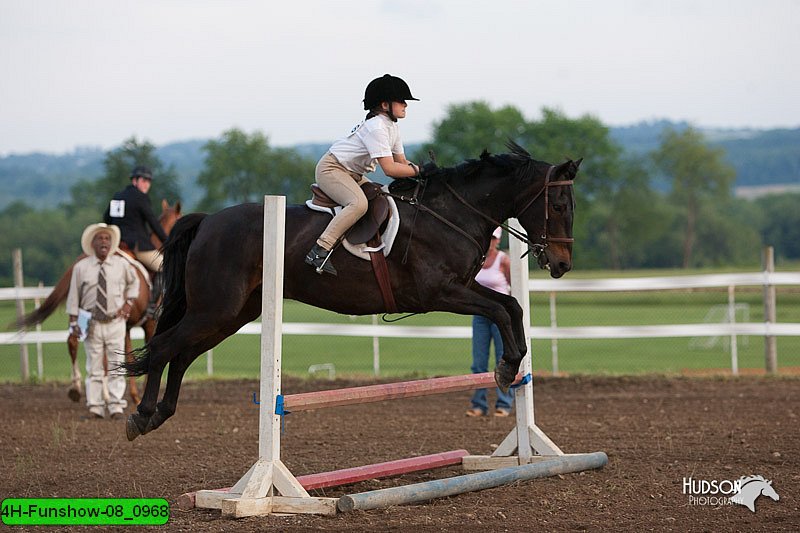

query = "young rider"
(305, 74), (423, 275)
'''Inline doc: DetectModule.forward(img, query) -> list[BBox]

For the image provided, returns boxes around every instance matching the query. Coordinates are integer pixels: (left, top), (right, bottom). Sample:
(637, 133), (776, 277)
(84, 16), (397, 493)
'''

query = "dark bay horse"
(124, 143), (580, 440)
(16, 200), (181, 403)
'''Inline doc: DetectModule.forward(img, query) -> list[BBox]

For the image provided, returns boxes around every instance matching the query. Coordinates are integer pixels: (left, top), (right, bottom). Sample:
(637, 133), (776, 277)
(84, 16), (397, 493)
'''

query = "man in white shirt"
(66, 223), (139, 419)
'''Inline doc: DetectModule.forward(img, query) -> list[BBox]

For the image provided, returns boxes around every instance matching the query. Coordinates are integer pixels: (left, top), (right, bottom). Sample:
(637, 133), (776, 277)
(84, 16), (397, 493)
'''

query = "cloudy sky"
(1, 0), (798, 155)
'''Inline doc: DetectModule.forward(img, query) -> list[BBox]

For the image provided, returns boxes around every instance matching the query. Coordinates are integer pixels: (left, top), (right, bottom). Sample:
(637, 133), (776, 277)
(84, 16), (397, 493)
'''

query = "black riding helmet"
(130, 165), (153, 180)
(363, 74), (419, 110)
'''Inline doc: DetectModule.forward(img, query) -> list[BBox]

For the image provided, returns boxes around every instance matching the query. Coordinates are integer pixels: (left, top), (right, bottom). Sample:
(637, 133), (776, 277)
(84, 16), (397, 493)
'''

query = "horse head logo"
(729, 475), (779, 513)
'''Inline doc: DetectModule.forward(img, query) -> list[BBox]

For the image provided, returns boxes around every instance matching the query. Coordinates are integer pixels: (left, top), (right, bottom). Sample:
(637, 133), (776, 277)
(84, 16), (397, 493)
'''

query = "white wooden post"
(728, 285), (738, 376)
(35, 281), (44, 378)
(471, 219), (563, 470)
(372, 314), (380, 376)
(194, 196), (336, 517)
(763, 246), (778, 373)
(206, 349), (213, 376)
(549, 291), (558, 376)
(13, 249), (30, 381)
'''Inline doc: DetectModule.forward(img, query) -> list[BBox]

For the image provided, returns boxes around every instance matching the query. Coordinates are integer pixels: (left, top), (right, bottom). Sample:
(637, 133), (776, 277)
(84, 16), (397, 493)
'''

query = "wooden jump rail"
(190, 197), (606, 518)
(179, 449), (469, 510)
(283, 372), (521, 412)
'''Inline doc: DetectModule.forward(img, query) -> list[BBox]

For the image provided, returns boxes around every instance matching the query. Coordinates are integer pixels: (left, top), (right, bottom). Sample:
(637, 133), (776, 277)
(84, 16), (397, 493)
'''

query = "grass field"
(2, 268), (799, 383)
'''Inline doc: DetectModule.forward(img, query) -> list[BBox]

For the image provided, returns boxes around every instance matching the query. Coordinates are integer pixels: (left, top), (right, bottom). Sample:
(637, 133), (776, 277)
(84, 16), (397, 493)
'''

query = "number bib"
(109, 199), (125, 218)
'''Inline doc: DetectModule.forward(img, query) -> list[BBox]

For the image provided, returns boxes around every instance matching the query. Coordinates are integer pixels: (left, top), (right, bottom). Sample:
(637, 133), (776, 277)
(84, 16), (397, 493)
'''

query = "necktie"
(95, 264), (108, 320)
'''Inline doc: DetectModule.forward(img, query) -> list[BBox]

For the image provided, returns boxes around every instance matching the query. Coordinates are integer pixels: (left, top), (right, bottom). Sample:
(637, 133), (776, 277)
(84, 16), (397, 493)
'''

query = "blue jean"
(470, 315), (514, 412)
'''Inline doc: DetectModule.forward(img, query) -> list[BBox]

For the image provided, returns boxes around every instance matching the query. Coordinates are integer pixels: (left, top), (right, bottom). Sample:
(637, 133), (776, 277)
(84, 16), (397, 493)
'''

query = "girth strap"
(367, 235), (397, 313)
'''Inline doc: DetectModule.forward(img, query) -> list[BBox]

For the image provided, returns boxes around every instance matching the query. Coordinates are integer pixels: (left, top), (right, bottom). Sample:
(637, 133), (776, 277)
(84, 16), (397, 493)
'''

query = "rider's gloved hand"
(418, 161), (438, 177)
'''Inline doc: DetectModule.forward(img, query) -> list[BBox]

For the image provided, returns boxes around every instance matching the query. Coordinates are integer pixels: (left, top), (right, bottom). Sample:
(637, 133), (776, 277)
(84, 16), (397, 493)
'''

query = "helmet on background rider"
(130, 165), (153, 181)
(363, 74), (419, 110)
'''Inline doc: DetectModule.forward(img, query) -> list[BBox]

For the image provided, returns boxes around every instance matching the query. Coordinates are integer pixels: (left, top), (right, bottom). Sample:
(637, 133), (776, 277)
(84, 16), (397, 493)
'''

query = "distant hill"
(1, 121), (798, 210)
(609, 121), (800, 188)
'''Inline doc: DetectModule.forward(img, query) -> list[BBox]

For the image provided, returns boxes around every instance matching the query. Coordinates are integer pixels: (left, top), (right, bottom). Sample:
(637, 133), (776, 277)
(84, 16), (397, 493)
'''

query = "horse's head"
(760, 480), (780, 502)
(159, 199), (183, 236)
(514, 157), (581, 278)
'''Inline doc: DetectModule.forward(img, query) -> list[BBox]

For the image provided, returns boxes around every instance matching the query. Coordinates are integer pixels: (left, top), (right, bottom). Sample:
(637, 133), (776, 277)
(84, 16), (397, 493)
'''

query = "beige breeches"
(135, 249), (163, 272)
(315, 152), (369, 250)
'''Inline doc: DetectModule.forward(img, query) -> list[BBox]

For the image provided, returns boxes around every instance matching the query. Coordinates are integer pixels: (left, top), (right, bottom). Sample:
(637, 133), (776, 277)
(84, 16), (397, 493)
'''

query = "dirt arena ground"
(1, 375), (798, 532)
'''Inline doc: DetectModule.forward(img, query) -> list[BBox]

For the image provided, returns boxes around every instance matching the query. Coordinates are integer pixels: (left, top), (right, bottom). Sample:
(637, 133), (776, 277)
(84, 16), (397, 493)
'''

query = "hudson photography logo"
(682, 475), (780, 512)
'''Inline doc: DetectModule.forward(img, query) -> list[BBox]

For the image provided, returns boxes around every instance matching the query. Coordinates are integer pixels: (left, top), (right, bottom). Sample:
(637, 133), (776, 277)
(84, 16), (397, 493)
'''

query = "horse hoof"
(126, 417), (140, 441)
(494, 361), (516, 393)
(126, 414), (149, 441)
(67, 388), (81, 402)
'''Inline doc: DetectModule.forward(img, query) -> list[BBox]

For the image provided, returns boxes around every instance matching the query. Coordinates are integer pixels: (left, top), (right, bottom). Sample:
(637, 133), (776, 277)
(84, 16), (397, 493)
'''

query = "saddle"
(311, 182), (391, 245)
(309, 182), (397, 312)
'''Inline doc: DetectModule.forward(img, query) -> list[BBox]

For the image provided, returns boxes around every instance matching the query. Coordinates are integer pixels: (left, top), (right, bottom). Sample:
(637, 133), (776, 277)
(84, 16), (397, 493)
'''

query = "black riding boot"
(305, 244), (337, 276)
(147, 271), (162, 318)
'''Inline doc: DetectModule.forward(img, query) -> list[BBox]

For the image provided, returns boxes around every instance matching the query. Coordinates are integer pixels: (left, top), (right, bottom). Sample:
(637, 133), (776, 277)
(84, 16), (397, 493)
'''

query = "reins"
(390, 163), (574, 264)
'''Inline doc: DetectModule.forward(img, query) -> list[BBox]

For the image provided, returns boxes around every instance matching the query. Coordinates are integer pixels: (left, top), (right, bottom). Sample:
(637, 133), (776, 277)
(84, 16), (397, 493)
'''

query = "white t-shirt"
(329, 114), (404, 175)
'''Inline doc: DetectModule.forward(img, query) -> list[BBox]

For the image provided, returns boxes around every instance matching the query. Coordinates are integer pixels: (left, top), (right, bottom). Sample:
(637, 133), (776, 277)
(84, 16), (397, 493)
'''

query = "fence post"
(35, 281), (44, 378)
(727, 285), (738, 376)
(12, 249), (30, 381)
(763, 246), (778, 374)
(372, 314), (381, 376)
(549, 291), (558, 376)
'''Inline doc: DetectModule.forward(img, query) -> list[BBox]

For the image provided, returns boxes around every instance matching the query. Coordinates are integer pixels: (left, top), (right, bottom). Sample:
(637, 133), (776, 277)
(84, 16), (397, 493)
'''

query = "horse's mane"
(425, 140), (536, 183)
(739, 475), (769, 484)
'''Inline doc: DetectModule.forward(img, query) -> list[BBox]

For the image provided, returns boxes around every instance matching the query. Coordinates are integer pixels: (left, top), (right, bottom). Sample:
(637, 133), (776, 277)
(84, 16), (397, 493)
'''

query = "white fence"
(3, 270), (800, 378)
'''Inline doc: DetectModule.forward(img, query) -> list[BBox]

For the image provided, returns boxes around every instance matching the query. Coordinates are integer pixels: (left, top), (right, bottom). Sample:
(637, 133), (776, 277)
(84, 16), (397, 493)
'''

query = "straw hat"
(81, 223), (121, 256)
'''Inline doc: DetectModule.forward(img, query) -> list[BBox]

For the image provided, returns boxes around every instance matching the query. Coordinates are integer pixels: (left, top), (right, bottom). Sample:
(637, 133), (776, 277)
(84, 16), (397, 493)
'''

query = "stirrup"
(305, 244), (338, 276)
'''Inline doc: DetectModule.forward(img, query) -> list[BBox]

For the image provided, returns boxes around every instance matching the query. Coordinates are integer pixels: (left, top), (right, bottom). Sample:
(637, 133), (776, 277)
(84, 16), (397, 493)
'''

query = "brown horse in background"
(16, 200), (181, 403)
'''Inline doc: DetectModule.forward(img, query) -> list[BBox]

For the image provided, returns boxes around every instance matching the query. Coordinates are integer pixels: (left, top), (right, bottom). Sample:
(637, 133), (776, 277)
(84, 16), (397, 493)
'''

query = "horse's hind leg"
(144, 325), (241, 435)
(126, 325), (184, 440)
(124, 327), (141, 405)
(67, 334), (81, 402)
(146, 292), (261, 435)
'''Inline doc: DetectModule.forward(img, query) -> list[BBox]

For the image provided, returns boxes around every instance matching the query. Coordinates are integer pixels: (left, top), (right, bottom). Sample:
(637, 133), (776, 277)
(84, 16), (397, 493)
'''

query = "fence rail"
(4, 264), (800, 376)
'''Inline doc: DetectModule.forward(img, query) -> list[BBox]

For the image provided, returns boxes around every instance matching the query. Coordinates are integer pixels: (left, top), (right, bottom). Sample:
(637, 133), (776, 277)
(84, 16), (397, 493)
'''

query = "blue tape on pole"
(275, 394), (291, 433)
(510, 373), (532, 389)
(275, 394), (285, 415)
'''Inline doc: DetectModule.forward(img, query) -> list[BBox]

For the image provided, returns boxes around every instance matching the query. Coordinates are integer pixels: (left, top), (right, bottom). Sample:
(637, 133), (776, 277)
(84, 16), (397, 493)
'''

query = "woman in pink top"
(466, 227), (514, 417)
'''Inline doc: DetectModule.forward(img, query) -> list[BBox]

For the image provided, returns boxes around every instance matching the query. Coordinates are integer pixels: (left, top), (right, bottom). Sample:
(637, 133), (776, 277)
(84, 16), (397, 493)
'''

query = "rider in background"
(305, 74), (423, 276)
(104, 165), (169, 273)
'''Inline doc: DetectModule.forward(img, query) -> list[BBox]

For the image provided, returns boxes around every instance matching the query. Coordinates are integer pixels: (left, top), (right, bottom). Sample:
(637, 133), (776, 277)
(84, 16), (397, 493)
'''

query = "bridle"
(388, 162), (575, 278)
(512, 165), (575, 258)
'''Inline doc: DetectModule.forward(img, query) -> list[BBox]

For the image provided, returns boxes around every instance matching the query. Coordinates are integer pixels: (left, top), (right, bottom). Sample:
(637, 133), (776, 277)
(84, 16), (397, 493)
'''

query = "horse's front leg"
(470, 285), (528, 389)
(431, 284), (522, 392)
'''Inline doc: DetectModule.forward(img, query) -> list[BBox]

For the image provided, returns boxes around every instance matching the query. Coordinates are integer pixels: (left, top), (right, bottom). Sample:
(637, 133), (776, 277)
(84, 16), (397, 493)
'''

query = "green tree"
(197, 128), (316, 211)
(755, 192), (800, 260)
(417, 101), (528, 165)
(420, 103), (662, 270)
(651, 128), (736, 268)
(0, 201), (97, 286)
(66, 136), (181, 216)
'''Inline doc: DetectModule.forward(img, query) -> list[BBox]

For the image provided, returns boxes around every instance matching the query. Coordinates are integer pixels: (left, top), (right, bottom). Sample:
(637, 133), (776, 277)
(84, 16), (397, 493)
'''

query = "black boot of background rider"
(147, 271), (162, 317)
(305, 244), (338, 276)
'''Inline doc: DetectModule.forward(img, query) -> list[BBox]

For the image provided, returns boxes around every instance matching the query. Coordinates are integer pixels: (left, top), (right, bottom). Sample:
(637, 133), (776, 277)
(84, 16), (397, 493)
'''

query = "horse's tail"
(123, 212), (207, 377)
(9, 262), (77, 330)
